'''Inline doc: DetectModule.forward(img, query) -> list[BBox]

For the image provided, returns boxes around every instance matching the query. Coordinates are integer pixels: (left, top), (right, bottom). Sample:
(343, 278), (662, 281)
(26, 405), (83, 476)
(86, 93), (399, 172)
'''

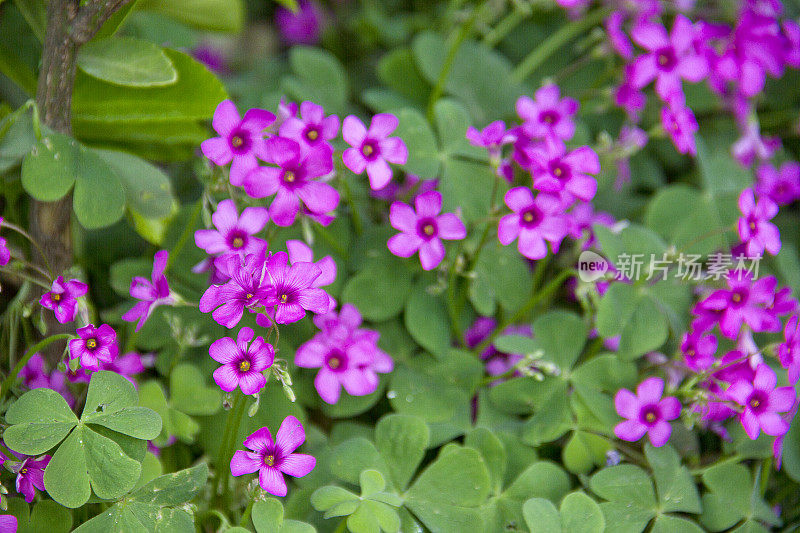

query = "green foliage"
(282, 47), (349, 116)
(77, 37), (178, 87)
(4, 371), (162, 508)
(72, 463), (208, 532)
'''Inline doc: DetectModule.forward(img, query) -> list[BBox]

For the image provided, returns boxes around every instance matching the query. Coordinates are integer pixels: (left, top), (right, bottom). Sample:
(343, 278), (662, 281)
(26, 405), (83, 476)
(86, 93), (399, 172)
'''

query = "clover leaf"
(3, 371), (162, 508)
(73, 463), (208, 533)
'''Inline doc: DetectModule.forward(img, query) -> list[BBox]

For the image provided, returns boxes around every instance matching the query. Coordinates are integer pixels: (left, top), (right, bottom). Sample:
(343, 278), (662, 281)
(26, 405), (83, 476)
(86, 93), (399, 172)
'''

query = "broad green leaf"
(440, 157), (495, 224)
(282, 47), (348, 116)
(465, 428), (506, 494)
(7, 498), (73, 533)
(81, 426), (142, 499)
(598, 502), (655, 533)
(505, 461), (570, 504)
(360, 469), (386, 498)
(72, 148), (126, 229)
(374, 414), (429, 491)
(129, 463), (208, 506)
(21, 132), (80, 201)
(433, 99), (484, 160)
(342, 256), (413, 322)
(532, 311), (588, 370)
(136, 0), (245, 32)
(12, 0), (46, 41)
(406, 447), (490, 507)
(43, 429), (92, 508)
(403, 280), (451, 357)
(471, 239), (534, 315)
(560, 492), (605, 533)
(645, 185), (728, 255)
(253, 499), (285, 532)
(169, 364), (222, 416)
(73, 49), (227, 122)
(391, 107), (439, 178)
(377, 48), (430, 107)
(329, 438), (387, 485)
(590, 465), (656, 509)
(77, 37), (177, 87)
(700, 463), (779, 531)
(0, 103), (36, 173)
(82, 370), (138, 417)
(644, 444), (701, 514)
(596, 283), (668, 359)
(94, 148), (175, 218)
(84, 407), (162, 440)
(651, 515), (704, 533)
(521, 380), (572, 445)
(388, 365), (463, 424)
(522, 498), (561, 533)
(3, 388), (77, 455)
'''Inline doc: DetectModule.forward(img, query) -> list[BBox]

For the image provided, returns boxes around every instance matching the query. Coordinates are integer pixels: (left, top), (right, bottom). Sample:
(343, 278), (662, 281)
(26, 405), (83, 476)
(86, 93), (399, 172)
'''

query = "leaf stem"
(1, 333), (73, 396)
(166, 198), (204, 274)
(510, 8), (609, 83)
(218, 392), (248, 508)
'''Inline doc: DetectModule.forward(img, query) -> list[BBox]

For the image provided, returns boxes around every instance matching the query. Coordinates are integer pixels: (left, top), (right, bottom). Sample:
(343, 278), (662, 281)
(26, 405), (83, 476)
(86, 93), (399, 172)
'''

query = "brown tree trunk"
(30, 0), (79, 276)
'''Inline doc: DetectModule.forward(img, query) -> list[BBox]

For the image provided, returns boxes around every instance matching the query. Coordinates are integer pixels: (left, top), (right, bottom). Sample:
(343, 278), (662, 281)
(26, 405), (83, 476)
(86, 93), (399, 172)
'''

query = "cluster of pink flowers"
(615, 270), (799, 458)
(296, 304), (393, 404)
(467, 84), (607, 260)
(202, 100), (409, 229)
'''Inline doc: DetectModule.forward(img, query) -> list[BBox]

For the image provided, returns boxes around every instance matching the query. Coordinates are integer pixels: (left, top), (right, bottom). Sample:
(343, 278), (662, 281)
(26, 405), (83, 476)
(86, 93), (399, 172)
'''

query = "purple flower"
(0, 217), (10, 266)
(210, 327), (274, 395)
(122, 250), (174, 332)
(387, 191), (466, 270)
(630, 15), (708, 102)
(13, 455), (50, 503)
(466, 120), (513, 161)
(279, 101), (339, 152)
(699, 272), (776, 339)
(192, 42), (229, 74)
(732, 118), (780, 167)
(230, 416), (316, 497)
(779, 316), (800, 384)
(614, 377), (681, 447)
(526, 141), (600, 204)
(0, 515), (16, 532)
(342, 114), (408, 190)
(498, 188), (568, 260)
(464, 317), (533, 377)
(681, 330), (718, 372)
(68, 324), (118, 371)
(287, 239), (337, 312)
(606, 11), (634, 59)
(615, 68), (647, 121)
(516, 84), (579, 142)
(371, 173), (438, 202)
(566, 201), (615, 250)
(21, 354), (75, 406)
(756, 161), (800, 205)
(296, 304), (393, 404)
(259, 251), (330, 324)
(39, 276), (87, 324)
(727, 363), (795, 440)
(200, 253), (272, 328)
(275, 0), (323, 46)
(661, 100), (698, 156)
(195, 199), (269, 259)
(737, 188), (781, 257)
(201, 100), (275, 186)
(243, 137), (338, 226)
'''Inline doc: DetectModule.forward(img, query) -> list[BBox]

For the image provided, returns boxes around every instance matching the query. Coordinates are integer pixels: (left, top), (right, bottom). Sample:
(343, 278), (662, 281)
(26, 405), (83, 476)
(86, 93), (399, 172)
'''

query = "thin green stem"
(1, 333), (72, 395)
(218, 392), (248, 508)
(239, 497), (255, 527)
(483, 9), (525, 48)
(0, 266), (51, 290)
(166, 198), (203, 274)
(427, 0), (488, 121)
(1, 220), (54, 278)
(510, 8), (609, 83)
(690, 454), (744, 475)
(338, 175), (363, 236)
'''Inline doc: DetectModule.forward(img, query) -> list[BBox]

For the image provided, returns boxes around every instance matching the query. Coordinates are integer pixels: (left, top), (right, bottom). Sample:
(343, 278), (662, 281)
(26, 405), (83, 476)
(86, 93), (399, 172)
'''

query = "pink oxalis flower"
(279, 100), (339, 152)
(342, 114), (408, 190)
(39, 276), (87, 324)
(122, 250), (174, 332)
(726, 363), (795, 440)
(12, 455), (50, 503)
(498, 187), (568, 260)
(756, 161), (800, 205)
(69, 324), (118, 372)
(387, 190), (466, 270)
(210, 327), (274, 395)
(201, 100), (275, 186)
(516, 84), (579, 142)
(614, 377), (681, 447)
(194, 199), (269, 259)
(737, 187), (781, 257)
(230, 416), (316, 497)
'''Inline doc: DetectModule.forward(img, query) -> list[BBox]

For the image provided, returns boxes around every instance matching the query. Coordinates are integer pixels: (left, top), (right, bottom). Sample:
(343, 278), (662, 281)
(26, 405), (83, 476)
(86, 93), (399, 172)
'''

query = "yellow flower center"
(51, 293), (61, 302)
(749, 398), (760, 409)
(239, 360), (251, 372)
(20, 468), (27, 474)
(422, 224), (435, 236)
(264, 455), (275, 466)
(362, 144), (374, 157)
(284, 171), (296, 182)
(231, 135), (244, 148)
(553, 167), (563, 177)
(306, 129), (318, 141)
(645, 412), (657, 423)
(523, 212), (534, 223)
(86, 338), (97, 350)
(232, 237), (244, 248)
(328, 356), (341, 369)
(731, 293), (742, 303)
(280, 294), (288, 303)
